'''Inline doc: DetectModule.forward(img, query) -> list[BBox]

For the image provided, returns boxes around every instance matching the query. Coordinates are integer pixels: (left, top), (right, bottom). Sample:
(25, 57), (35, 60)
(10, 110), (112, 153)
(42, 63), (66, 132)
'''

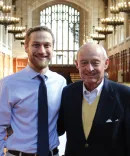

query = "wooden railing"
(108, 48), (130, 82)
(70, 73), (80, 82)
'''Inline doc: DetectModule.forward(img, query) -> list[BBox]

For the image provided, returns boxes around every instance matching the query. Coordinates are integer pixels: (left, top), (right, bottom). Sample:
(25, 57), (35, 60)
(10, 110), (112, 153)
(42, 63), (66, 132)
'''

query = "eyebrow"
(32, 41), (51, 44)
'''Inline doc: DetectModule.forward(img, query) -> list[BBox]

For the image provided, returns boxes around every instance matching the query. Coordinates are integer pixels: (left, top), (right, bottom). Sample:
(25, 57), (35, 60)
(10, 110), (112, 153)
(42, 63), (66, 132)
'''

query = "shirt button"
(85, 143), (89, 147)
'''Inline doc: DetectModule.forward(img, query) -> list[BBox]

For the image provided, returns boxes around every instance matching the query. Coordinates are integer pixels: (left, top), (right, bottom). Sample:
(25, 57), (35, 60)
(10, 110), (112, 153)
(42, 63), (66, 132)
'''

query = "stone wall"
(12, 0), (105, 57)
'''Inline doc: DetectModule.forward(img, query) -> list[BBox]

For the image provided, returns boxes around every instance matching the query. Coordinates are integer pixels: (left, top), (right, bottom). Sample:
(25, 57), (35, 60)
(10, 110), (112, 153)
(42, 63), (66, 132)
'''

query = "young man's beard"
(35, 60), (50, 69)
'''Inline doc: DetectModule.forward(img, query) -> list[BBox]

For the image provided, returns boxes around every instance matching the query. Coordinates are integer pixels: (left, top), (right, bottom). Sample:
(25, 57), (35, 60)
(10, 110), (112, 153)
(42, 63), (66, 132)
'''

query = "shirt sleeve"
(0, 79), (11, 156)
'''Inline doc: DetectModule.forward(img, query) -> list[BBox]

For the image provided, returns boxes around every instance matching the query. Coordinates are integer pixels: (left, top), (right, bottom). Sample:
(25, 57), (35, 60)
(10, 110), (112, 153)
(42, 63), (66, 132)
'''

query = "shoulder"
(53, 71), (65, 79)
(48, 70), (66, 81)
(107, 79), (130, 94)
(0, 69), (26, 86)
(63, 80), (83, 91)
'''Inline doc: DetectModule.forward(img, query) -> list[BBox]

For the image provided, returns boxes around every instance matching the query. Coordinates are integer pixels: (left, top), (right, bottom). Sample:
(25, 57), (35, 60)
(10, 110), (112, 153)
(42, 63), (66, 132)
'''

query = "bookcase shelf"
(13, 58), (28, 73)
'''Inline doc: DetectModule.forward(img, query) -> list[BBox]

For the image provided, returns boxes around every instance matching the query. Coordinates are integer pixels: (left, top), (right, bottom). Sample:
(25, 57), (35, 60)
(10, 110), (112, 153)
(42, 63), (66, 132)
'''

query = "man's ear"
(75, 60), (79, 70)
(104, 59), (109, 70)
(24, 44), (28, 53)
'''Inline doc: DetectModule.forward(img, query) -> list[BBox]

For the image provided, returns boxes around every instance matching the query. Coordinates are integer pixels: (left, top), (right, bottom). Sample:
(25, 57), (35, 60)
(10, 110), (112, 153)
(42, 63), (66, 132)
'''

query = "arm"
(124, 101), (130, 156)
(57, 91), (65, 136)
(119, 86), (130, 156)
(0, 79), (11, 156)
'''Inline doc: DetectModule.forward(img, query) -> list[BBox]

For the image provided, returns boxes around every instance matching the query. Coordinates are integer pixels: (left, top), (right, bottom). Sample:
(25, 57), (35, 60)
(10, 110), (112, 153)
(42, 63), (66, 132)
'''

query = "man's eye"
(32, 44), (40, 48)
(45, 44), (51, 48)
(92, 61), (100, 66)
(81, 61), (88, 65)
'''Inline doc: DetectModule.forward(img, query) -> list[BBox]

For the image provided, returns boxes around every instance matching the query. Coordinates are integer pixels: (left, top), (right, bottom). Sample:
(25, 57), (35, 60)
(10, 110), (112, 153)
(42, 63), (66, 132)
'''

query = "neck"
(85, 83), (98, 92)
(28, 63), (49, 74)
(84, 79), (103, 92)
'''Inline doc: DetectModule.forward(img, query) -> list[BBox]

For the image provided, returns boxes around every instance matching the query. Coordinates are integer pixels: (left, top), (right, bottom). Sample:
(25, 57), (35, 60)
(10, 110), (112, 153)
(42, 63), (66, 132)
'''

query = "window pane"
(40, 4), (80, 65)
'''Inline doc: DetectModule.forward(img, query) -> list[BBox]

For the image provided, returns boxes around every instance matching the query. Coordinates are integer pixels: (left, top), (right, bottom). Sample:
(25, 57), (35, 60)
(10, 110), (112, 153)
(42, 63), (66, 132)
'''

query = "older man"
(58, 42), (130, 156)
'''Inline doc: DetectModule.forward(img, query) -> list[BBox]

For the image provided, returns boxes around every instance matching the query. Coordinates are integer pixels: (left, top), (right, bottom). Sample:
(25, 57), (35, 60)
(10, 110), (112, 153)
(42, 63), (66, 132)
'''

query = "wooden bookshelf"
(70, 73), (80, 82)
(13, 58), (28, 73)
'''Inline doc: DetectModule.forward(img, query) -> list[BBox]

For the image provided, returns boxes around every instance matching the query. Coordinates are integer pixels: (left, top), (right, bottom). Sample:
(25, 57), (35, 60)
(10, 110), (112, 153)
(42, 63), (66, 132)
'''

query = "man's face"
(25, 31), (53, 72)
(75, 45), (109, 90)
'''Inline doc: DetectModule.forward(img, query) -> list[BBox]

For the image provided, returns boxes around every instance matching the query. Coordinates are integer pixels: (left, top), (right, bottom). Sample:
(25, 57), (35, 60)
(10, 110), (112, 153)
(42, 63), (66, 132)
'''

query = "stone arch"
(31, 0), (91, 46)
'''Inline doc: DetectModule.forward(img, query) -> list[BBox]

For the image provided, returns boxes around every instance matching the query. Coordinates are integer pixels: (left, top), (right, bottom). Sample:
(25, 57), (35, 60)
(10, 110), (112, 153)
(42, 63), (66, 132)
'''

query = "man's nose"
(39, 45), (46, 53)
(86, 63), (94, 71)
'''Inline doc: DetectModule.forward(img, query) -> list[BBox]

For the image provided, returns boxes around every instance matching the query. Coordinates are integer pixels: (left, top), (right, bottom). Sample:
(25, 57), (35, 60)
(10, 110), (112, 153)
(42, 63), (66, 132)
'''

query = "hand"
(4, 135), (8, 140)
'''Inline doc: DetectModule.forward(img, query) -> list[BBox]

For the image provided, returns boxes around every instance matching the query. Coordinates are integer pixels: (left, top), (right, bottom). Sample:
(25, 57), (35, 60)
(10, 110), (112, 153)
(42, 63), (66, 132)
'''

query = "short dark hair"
(24, 25), (55, 46)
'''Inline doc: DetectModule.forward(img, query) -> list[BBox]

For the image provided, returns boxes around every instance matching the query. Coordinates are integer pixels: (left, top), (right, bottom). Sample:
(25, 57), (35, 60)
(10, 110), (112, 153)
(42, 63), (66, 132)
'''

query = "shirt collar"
(25, 65), (50, 80)
(83, 78), (104, 96)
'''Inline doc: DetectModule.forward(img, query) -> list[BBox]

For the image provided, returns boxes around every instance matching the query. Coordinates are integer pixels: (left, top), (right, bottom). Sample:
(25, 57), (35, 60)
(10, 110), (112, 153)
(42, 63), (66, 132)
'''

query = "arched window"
(40, 4), (80, 65)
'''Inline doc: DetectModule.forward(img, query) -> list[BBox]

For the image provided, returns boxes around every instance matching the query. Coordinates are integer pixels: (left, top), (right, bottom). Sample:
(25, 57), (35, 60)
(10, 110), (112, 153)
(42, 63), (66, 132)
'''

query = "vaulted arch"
(31, 1), (90, 64)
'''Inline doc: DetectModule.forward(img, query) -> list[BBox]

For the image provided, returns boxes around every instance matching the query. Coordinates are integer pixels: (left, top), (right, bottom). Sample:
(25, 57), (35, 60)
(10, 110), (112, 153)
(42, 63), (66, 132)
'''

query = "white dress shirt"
(83, 79), (104, 104)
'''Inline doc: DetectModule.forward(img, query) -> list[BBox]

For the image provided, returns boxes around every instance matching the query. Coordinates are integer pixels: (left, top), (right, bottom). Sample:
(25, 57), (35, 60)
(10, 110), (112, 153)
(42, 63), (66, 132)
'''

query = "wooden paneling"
(0, 52), (4, 79)
(108, 48), (130, 82)
(70, 73), (80, 82)
(13, 58), (28, 73)
(0, 52), (13, 79)
(4, 54), (10, 77)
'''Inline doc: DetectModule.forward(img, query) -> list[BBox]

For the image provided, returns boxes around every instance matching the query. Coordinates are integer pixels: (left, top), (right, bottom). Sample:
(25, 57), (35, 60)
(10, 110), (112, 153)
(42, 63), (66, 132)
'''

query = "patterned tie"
(37, 75), (49, 156)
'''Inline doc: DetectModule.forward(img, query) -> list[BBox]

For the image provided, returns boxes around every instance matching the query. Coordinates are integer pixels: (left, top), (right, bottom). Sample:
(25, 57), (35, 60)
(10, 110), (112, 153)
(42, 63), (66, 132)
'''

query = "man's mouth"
(85, 73), (96, 77)
(35, 55), (48, 60)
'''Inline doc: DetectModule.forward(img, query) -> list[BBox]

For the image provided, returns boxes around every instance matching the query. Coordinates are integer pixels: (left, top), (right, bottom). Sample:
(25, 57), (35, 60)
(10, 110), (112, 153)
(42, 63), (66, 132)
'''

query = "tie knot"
(37, 75), (45, 83)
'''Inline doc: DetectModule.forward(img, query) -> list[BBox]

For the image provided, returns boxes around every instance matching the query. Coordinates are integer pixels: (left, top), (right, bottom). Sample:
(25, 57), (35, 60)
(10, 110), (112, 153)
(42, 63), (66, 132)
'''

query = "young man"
(0, 26), (66, 156)
(58, 42), (130, 156)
